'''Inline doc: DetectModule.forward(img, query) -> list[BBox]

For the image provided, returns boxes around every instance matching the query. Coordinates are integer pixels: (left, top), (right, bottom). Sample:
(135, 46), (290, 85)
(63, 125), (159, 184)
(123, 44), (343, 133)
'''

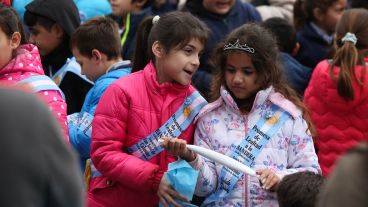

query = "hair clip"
(152, 15), (160, 25)
(223, 39), (255, 54)
(342, 32), (357, 45)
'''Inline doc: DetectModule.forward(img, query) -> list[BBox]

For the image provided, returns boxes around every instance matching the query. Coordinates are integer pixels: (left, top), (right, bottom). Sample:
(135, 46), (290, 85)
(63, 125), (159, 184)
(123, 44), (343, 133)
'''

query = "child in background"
(304, 8), (368, 176)
(68, 16), (131, 172)
(88, 11), (209, 207)
(293, 0), (347, 69)
(183, 0), (261, 99)
(277, 171), (325, 207)
(0, 6), (69, 142)
(108, 0), (153, 60)
(262, 17), (312, 97)
(24, 0), (93, 114)
(162, 23), (320, 207)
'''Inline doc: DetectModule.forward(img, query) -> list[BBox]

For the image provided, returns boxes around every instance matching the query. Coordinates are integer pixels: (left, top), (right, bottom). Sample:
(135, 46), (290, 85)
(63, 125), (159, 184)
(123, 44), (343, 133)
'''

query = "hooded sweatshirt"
(25, 0), (93, 114)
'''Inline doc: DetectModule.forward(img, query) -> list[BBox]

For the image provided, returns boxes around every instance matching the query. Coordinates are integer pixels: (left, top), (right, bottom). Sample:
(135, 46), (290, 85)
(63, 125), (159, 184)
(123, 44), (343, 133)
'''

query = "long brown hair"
(330, 9), (368, 100)
(210, 23), (315, 135)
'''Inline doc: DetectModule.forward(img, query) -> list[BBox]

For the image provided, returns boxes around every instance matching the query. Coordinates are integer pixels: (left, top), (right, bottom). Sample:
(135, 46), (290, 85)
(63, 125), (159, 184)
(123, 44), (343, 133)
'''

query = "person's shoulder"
(196, 97), (223, 122)
(268, 90), (302, 119)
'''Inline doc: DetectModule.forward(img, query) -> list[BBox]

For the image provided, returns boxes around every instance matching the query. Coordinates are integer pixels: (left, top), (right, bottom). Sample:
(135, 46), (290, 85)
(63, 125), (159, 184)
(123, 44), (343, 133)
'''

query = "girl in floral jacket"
(162, 23), (321, 207)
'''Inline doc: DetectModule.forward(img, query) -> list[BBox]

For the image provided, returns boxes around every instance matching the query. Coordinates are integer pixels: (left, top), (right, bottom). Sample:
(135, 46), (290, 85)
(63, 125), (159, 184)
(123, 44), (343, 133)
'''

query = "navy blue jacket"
(296, 22), (332, 69)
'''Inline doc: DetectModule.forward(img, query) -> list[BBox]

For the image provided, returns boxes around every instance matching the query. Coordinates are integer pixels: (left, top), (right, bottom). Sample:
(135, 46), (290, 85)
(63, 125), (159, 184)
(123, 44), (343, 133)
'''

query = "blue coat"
(185, 0), (261, 98)
(68, 61), (131, 170)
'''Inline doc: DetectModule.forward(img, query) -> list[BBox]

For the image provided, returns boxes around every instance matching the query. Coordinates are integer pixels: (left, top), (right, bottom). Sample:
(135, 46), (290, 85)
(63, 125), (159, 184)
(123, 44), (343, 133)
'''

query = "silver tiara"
(223, 39), (255, 54)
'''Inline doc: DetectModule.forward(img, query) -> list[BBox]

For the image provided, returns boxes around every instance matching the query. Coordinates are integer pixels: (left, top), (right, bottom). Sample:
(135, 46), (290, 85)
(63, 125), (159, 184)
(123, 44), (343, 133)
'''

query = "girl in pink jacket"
(0, 6), (69, 142)
(87, 11), (209, 207)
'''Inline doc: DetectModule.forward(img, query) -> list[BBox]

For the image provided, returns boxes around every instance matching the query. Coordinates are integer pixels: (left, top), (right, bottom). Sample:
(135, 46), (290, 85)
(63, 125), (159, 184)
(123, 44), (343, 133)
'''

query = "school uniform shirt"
(88, 61), (198, 207)
(304, 59), (368, 176)
(0, 44), (69, 142)
(190, 86), (321, 207)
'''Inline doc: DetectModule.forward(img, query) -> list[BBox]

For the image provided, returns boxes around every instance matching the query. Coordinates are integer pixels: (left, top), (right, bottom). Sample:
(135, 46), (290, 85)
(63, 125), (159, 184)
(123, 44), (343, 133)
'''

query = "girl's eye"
(243, 70), (253, 75)
(184, 48), (193, 54)
(226, 68), (236, 73)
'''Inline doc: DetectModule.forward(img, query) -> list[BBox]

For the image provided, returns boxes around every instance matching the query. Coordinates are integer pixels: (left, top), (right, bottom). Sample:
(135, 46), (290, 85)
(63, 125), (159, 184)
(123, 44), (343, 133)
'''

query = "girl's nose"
(192, 55), (200, 67)
(233, 71), (243, 83)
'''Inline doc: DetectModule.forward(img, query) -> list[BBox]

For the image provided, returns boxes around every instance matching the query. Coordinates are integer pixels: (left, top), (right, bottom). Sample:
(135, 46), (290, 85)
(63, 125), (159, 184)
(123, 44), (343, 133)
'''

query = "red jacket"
(88, 62), (197, 207)
(304, 59), (368, 176)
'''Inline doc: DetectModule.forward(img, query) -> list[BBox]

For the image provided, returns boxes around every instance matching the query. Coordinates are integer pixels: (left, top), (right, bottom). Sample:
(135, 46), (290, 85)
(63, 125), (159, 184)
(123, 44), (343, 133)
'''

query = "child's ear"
(51, 24), (64, 39)
(292, 42), (300, 57)
(91, 49), (102, 61)
(10, 32), (21, 49)
(152, 41), (165, 58)
(313, 7), (324, 22)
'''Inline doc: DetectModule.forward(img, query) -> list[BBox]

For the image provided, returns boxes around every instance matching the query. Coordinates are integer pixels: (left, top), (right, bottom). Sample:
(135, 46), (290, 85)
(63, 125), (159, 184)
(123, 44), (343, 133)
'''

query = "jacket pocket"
(89, 176), (115, 193)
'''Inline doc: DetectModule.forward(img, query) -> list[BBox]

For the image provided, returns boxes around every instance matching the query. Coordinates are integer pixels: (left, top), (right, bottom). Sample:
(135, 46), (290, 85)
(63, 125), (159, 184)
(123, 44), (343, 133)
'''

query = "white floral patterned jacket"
(190, 86), (321, 207)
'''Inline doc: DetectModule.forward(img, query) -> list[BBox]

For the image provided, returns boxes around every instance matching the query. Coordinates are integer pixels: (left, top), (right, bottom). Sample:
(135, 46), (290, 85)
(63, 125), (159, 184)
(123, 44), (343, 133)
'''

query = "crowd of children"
(0, 0), (368, 207)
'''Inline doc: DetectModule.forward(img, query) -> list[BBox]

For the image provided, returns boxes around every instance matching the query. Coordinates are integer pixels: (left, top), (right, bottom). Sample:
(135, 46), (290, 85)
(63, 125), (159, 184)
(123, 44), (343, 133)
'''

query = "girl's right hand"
(159, 137), (197, 162)
(158, 175), (189, 207)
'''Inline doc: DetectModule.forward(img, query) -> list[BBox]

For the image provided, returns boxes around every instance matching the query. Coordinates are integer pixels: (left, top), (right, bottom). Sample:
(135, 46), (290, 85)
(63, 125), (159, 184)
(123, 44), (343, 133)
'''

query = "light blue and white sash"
(90, 91), (207, 178)
(127, 91), (207, 160)
(202, 104), (291, 206)
(52, 57), (93, 86)
(19, 75), (65, 99)
(67, 112), (94, 137)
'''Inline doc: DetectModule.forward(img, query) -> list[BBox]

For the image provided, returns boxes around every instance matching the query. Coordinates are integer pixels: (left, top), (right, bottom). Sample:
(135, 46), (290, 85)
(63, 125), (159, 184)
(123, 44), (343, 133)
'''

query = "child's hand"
(157, 175), (188, 207)
(256, 169), (281, 191)
(159, 137), (197, 162)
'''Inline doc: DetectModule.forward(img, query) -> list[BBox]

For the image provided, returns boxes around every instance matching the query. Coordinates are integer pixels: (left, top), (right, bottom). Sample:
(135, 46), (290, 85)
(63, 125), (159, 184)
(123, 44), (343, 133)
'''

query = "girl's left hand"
(159, 137), (197, 162)
(157, 174), (189, 207)
(256, 169), (280, 191)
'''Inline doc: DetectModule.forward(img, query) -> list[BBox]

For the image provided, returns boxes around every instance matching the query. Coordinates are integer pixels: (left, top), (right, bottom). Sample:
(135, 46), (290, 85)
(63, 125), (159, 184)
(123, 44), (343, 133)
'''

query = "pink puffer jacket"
(0, 44), (69, 142)
(88, 62), (197, 207)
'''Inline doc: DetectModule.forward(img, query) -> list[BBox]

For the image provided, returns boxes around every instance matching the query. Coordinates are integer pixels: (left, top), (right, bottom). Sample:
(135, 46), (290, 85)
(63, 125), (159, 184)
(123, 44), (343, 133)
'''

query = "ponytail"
(331, 35), (361, 100)
(132, 16), (154, 72)
(293, 0), (307, 30)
